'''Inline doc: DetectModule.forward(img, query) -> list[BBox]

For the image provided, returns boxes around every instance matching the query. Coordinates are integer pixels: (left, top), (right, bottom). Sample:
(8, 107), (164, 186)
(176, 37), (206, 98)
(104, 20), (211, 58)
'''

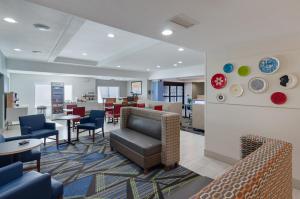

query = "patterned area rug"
(181, 118), (204, 136)
(38, 135), (212, 199)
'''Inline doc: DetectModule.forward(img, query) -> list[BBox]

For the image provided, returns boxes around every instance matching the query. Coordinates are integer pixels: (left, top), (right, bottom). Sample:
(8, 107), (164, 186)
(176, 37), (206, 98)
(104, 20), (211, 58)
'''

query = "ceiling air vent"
(170, 14), (199, 29)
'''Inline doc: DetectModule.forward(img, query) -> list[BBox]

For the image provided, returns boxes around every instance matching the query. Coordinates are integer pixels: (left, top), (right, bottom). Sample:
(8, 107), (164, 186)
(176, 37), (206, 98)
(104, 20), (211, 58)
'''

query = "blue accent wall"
(151, 80), (164, 101)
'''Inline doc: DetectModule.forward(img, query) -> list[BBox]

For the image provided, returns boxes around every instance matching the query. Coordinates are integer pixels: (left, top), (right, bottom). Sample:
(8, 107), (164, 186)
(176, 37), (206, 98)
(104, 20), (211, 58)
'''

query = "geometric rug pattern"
(38, 135), (211, 199)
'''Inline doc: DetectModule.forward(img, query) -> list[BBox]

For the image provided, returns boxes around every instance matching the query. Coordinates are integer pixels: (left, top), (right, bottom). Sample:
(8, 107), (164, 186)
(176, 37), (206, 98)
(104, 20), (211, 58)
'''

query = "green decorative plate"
(238, 66), (251, 76)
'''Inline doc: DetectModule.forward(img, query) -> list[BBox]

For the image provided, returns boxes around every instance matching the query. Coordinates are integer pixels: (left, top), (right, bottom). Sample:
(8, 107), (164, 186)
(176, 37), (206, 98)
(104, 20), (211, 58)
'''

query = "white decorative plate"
(279, 74), (298, 89)
(229, 84), (243, 97)
(216, 93), (226, 102)
(248, 77), (268, 93)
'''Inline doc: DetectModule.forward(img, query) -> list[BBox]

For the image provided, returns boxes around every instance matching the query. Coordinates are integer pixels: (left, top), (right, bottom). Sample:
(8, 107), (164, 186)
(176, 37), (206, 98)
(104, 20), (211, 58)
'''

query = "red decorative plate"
(271, 92), (287, 105)
(211, 73), (227, 89)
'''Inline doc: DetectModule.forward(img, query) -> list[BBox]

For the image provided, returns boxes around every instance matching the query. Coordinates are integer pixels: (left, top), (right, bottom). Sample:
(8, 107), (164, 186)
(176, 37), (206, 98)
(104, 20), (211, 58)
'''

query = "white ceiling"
(0, 0), (204, 72)
(27, 0), (300, 54)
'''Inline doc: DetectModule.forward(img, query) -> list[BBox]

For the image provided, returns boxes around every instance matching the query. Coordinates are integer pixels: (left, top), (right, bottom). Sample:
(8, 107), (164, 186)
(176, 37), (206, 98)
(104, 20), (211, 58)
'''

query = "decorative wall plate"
(259, 57), (280, 74)
(223, 63), (234, 73)
(248, 77), (268, 93)
(229, 84), (243, 97)
(238, 66), (251, 76)
(211, 73), (227, 89)
(279, 74), (298, 89)
(216, 93), (226, 102)
(271, 92), (287, 105)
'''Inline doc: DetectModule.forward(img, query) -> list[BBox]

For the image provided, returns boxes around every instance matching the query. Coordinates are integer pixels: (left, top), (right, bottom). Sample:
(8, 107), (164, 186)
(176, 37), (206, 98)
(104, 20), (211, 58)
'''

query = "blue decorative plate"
(223, 63), (234, 73)
(259, 57), (280, 74)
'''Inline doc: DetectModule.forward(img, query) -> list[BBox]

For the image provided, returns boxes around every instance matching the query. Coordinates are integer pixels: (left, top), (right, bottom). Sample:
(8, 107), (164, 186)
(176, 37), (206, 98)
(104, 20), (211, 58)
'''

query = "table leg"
(59, 119), (76, 145)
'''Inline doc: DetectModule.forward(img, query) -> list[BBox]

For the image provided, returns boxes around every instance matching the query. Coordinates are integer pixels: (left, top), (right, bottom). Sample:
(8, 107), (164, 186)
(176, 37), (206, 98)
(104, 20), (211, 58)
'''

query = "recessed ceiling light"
(107, 33), (115, 38)
(161, 29), (173, 36)
(178, 48), (184, 52)
(178, 61), (183, 64)
(146, 68), (150, 72)
(33, 23), (51, 31)
(13, 48), (22, 52)
(156, 65), (161, 68)
(82, 52), (88, 56)
(3, 17), (18, 23)
(173, 64), (178, 67)
(116, 65), (121, 68)
(32, 50), (42, 53)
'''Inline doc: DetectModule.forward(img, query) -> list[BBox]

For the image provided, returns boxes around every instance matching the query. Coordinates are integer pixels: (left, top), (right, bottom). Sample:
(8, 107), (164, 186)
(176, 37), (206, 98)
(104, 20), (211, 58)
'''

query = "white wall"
(10, 73), (96, 115)
(205, 48), (300, 186)
(0, 51), (9, 129)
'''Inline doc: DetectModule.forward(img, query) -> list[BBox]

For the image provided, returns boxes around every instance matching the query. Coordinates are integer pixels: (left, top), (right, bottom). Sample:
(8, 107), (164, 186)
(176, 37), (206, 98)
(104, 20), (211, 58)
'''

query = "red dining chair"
(137, 103), (145, 108)
(72, 107), (85, 130)
(154, 105), (163, 111)
(107, 104), (122, 124)
(66, 104), (77, 115)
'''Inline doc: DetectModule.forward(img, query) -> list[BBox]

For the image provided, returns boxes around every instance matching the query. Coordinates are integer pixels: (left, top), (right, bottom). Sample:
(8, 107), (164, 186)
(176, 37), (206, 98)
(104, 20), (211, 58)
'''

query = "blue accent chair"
(0, 134), (41, 171)
(0, 162), (63, 199)
(19, 114), (59, 147)
(76, 110), (105, 142)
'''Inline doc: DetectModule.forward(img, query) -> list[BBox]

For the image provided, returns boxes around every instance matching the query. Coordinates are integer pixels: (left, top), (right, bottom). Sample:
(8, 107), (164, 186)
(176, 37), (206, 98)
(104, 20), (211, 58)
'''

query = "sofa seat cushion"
(110, 129), (161, 156)
(31, 129), (58, 139)
(19, 149), (41, 162)
(77, 123), (97, 130)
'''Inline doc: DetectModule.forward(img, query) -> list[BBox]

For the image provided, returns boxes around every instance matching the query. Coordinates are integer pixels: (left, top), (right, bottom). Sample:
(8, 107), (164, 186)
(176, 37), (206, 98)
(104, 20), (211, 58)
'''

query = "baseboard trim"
(204, 149), (300, 190)
(204, 149), (238, 165)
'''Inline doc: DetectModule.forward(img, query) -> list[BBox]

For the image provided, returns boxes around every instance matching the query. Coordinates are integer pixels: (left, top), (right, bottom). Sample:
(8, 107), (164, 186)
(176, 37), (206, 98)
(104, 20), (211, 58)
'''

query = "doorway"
(0, 73), (4, 129)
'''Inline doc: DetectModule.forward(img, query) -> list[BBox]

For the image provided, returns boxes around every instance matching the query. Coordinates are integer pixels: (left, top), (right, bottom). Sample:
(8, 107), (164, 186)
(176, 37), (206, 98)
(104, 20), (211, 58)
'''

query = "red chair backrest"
(73, 107), (86, 117)
(113, 104), (122, 117)
(66, 104), (77, 114)
(154, 105), (163, 111)
(137, 103), (145, 108)
(105, 102), (113, 107)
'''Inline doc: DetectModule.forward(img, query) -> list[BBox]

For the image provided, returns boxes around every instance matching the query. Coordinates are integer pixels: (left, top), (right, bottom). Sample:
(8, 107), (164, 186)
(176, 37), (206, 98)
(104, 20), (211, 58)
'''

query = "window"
(35, 84), (73, 107)
(97, 86), (119, 103)
(163, 82), (184, 103)
(64, 85), (73, 102)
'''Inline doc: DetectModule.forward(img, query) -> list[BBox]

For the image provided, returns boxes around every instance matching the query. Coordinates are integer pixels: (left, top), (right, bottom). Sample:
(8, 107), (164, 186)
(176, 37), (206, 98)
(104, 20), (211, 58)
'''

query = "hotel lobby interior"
(0, 0), (300, 198)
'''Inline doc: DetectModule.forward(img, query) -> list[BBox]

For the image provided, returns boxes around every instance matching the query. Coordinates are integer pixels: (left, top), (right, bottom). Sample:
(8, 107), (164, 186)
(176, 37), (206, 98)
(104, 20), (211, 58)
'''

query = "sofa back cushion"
(19, 114), (45, 131)
(127, 114), (161, 140)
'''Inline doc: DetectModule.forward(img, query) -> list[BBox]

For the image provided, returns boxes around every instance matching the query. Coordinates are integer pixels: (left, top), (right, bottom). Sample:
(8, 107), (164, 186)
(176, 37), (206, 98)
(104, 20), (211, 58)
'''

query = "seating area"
(0, 0), (300, 199)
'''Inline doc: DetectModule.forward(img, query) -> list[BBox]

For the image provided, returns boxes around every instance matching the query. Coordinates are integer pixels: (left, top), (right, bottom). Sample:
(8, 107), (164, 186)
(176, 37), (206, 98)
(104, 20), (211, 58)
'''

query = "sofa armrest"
(21, 126), (32, 135)
(44, 122), (56, 130)
(120, 107), (131, 129)
(0, 162), (23, 187)
(80, 117), (90, 124)
(240, 135), (268, 159)
(161, 113), (181, 166)
(95, 117), (104, 128)
(0, 172), (52, 199)
(5, 135), (32, 142)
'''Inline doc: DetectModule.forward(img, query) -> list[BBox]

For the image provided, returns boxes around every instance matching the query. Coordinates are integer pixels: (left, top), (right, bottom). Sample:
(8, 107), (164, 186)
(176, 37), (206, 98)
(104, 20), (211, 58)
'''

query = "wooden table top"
(0, 139), (42, 156)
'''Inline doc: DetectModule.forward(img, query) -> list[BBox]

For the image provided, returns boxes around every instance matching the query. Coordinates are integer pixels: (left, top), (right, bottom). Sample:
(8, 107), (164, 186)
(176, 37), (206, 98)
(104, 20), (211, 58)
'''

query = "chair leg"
(37, 159), (40, 172)
(102, 127), (104, 137)
(57, 195), (63, 199)
(56, 135), (59, 149)
(77, 128), (79, 141)
(92, 130), (95, 142)
(89, 130), (91, 136)
(44, 138), (46, 146)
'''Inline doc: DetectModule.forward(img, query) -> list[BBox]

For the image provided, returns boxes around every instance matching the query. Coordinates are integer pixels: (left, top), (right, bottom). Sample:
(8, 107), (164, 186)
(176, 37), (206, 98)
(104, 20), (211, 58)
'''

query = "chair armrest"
(44, 122), (56, 130)
(80, 117), (90, 124)
(0, 172), (52, 199)
(95, 117), (104, 128)
(21, 126), (32, 135)
(241, 135), (267, 159)
(5, 135), (32, 142)
(0, 162), (23, 187)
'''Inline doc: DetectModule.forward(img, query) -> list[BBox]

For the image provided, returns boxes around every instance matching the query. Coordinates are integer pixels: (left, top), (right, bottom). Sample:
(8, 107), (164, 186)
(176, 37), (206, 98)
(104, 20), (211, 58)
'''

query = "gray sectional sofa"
(110, 107), (181, 173)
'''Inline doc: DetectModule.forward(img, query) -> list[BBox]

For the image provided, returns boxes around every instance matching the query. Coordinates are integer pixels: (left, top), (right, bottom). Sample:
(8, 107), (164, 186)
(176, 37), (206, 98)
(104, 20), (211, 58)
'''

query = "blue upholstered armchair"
(76, 110), (105, 142)
(19, 114), (59, 147)
(0, 134), (41, 171)
(0, 162), (63, 199)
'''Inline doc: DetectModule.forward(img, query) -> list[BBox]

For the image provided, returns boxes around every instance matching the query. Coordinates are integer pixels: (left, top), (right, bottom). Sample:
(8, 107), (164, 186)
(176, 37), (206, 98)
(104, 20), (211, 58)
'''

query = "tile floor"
(1, 121), (300, 198)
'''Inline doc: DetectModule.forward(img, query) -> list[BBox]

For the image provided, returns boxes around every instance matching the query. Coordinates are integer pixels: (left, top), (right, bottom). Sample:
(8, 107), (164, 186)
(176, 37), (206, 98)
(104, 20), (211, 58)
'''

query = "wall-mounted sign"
(51, 82), (64, 114)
